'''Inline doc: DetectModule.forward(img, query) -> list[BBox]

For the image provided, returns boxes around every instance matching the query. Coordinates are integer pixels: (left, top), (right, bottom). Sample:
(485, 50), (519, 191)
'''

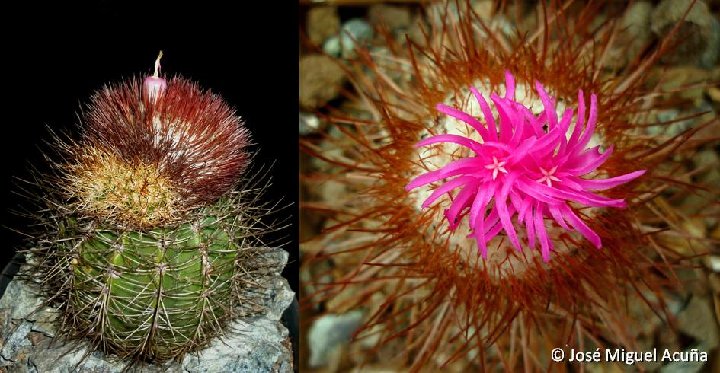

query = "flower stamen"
(485, 156), (508, 179)
(537, 166), (560, 187)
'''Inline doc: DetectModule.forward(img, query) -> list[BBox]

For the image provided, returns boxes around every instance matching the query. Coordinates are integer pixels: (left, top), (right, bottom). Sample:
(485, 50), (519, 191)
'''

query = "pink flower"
(406, 71), (645, 261)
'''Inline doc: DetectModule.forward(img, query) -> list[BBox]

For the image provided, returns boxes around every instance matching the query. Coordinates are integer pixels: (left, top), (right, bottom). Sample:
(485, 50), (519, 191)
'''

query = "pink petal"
(508, 192), (524, 220)
(472, 204), (488, 257)
(477, 237), (489, 258)
(507, 137), (538, 163)
(480, 209), (507, 242)
(490, 94), (515, 143)
(556, 108), (573, 154)
(470, 208), (506, 255)
(525, 203), (537, 250)
(548, 204), (570, 230)
(469, 182), (495, 227)
(563, 145), (599, 170)
(495, 173), (522, 250)
(480, 141), (513, 154)
(504, 70), (516, 100)
(406, 158), (482, 191)
(527, 126), (564, 158)
(501, 101), (526, 147)
(515, 178), (561, 204)
(513, 192), (531, 222)
(473, 217), (502, 258)
(568, 146), (613, 175)
(556, 176), (583, 191)
(535, 81), (558, 129)
(520, 105), (545, 136)
(444, 182), (479, 229)
(470, 87), (498, 142)
(534, 205), (552, 261)
(558, 108), (574, 132)
(575, 170), (646, 191)
(536, 182), (626, 208)
(421, 176), (477, 208)
(485, 222), (504, 243)
(559, 204), (602, 248)
(482, 208), (501, 236)
(573, 93), (598, 152)
(416, 134), (483, 152)
(567, 90), (586, 150)
(436, 104), (490, 140)
(493, 96), (525, 146)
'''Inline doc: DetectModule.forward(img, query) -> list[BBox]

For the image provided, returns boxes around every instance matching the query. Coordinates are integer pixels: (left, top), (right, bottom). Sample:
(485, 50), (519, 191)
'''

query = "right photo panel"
(299, 1), (720, 372)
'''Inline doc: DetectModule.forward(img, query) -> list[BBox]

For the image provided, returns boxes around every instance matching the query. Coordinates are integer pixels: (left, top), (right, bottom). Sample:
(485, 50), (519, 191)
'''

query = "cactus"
(19, 56), (285, 363)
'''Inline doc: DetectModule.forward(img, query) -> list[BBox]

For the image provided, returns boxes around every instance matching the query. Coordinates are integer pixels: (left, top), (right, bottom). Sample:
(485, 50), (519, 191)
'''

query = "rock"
(703, 17), (720, 67)
(307, 310), (365, 368)
(300, 112), (321, 135)
(646, 109), (688, 137)
(307, 6), (340, 46)
(29, 308), (58, 337)
(1, 320), (33, 363)
(692, 148), (720, 168)
(320, 179), (348, 209)
(651, 0), (720, 66)
(709, 87), (720, 103)
(605, 1), (653, 70)
(677, 296), (719, 349)
(705, 256), (720, 273)
(426, 2), (461, 26)
(712, 225), (720, 241)
(471, 0), (495, 20)
(342, 19), (374, 44)
(0, 259), (295, 372)
(368, 5), (412, 31)
(322, 35), (344, 58)
(299, 55), (346, 110)
(407, 14), (428, 46)
(650, 66), (720, 106)
(367, 47), (413, 86)
(325, 19), (375, 59)
(693, 149), (720, 186)
(0, 275), (43, 319)
(682, 217), (707, 240)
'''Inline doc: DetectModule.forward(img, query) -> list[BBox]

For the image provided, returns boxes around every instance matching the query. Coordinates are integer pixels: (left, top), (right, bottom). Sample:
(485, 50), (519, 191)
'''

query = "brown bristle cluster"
(67, 76), (250, 228)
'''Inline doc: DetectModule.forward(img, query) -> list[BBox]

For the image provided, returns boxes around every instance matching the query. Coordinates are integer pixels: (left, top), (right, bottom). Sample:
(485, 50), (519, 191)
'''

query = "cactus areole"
(24, 53), (279, 362)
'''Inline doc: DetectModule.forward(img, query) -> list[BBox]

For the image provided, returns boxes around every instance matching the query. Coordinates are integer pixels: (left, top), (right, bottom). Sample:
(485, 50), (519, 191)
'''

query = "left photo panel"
(0, 2), (299, 372)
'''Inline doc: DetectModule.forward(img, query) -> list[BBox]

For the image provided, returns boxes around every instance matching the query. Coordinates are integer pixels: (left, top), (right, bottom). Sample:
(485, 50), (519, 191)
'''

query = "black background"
(0, 2), (299, 293)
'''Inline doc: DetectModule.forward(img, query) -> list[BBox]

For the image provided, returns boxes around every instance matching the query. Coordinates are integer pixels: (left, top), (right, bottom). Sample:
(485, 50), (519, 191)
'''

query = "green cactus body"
(61, 210), (237, 359)
(24, 73), (281, 363)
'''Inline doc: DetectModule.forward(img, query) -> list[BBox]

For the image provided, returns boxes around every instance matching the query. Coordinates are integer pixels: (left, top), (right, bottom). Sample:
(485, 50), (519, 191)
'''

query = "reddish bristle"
(83, 76), (251, 207)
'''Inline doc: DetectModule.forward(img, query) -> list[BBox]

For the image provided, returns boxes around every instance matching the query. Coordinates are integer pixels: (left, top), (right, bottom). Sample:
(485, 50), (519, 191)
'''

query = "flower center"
(537, 166), (560, 187)
(485, 156), (508, 179)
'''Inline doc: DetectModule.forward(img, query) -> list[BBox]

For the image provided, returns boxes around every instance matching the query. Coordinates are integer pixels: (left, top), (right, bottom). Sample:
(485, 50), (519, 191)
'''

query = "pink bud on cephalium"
(143, 51), (167, 102)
